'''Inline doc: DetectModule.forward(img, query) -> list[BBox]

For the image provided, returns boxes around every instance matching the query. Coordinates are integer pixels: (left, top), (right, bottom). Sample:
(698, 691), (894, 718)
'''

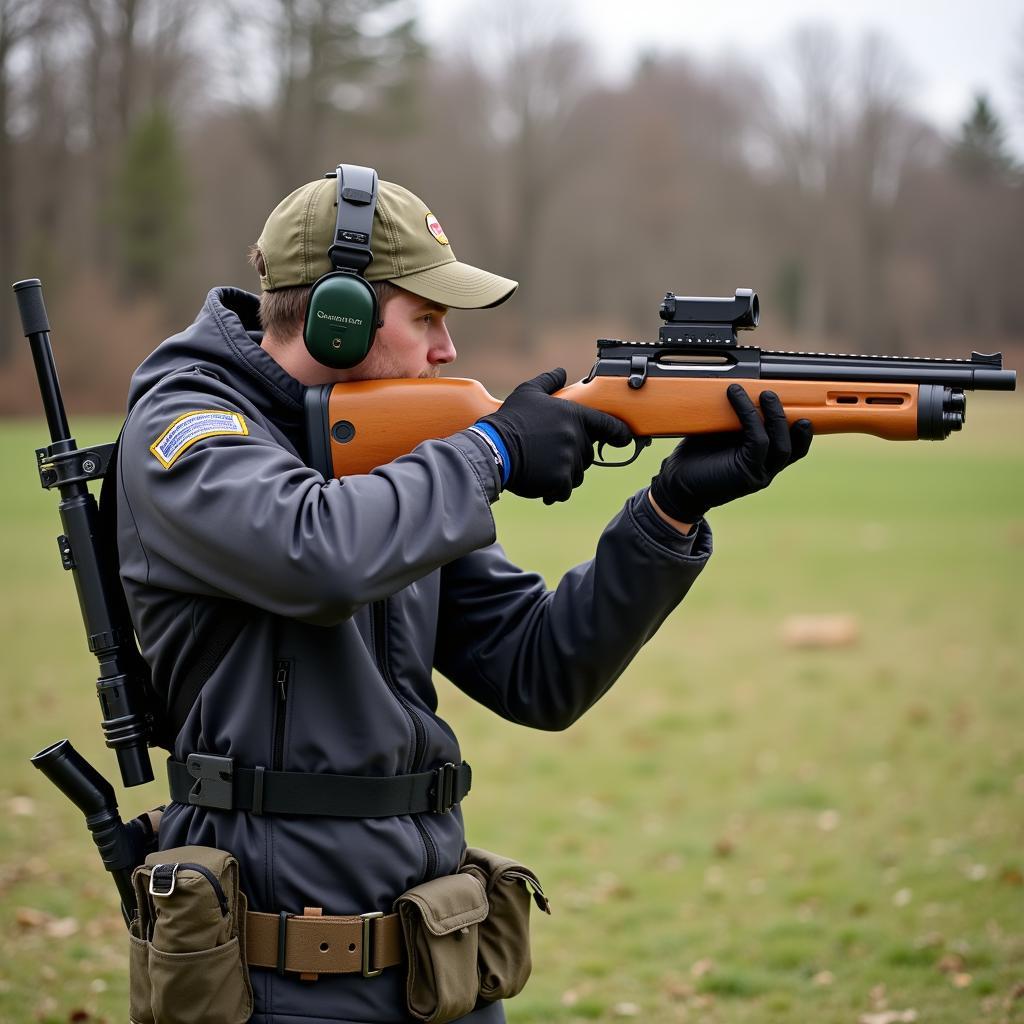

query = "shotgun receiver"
(304, 288), (1016, 478)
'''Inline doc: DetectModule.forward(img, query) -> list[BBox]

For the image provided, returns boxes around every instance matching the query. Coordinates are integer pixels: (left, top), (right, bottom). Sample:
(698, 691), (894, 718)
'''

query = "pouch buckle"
(185, 753), (235, 810)
(360, 911), (384, 977)
(148, 862), (179, 898)
(431, 762), (457, 814)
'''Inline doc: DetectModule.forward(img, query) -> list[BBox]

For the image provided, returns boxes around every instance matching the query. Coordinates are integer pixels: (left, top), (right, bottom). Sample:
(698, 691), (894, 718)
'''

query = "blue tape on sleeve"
(470, 421), (511, 486)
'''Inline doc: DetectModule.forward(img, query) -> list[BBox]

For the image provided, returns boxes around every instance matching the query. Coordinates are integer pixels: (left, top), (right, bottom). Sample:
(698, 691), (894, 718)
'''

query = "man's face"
(343, 287), (456, 382)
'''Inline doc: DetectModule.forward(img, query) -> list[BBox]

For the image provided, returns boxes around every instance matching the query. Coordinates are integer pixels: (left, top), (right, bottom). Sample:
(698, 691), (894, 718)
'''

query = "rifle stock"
(304, 289), (1016, 479)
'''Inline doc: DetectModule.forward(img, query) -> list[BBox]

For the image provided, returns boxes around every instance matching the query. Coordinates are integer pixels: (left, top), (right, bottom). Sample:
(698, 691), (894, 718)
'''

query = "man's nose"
(431, 325), (457, 364)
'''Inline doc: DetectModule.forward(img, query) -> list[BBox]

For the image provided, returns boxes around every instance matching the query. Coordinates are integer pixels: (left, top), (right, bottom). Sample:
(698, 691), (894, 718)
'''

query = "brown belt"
(246, 906), (404, 980)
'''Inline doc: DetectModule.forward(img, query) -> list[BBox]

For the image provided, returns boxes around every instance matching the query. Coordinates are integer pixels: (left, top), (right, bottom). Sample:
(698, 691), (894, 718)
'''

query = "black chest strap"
(167, 755), (471, 817)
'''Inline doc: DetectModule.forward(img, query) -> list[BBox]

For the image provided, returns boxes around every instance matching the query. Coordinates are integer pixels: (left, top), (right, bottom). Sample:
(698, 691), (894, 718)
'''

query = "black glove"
(482, 367), (633, 504)
(650, 383), (813, 523)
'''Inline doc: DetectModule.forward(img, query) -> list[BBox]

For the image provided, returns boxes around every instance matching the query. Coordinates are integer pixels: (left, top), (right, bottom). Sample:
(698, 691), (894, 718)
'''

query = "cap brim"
(389, 260), (518, 310)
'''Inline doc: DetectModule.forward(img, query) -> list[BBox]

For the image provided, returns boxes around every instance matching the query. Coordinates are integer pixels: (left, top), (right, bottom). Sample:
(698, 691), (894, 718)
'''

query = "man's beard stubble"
(349, 345), (441, 381)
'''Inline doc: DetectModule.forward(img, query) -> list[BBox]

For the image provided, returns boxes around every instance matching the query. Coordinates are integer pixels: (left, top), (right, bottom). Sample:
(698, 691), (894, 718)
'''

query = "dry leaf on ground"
(782, 614), (860, 648)
(859, 1011), (918, 1024)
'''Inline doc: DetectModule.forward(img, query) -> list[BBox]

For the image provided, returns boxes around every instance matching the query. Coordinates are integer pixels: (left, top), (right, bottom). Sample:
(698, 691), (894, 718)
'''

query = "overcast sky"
(417, 0), (1024, 156)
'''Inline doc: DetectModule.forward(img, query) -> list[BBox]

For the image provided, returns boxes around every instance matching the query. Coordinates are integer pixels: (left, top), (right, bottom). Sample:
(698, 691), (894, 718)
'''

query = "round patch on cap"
(425, 212), (449, 245)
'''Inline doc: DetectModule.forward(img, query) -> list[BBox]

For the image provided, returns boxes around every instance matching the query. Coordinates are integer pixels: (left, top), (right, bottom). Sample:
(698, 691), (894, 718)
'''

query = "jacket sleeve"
(118, 373), (501, 625)
(433, 490), (712, 730)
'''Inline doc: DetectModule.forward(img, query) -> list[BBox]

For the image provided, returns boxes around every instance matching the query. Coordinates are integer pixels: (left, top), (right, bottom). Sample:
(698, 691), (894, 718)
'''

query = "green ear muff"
(303, 163), (380, 370)
(304, 271), (380, 369)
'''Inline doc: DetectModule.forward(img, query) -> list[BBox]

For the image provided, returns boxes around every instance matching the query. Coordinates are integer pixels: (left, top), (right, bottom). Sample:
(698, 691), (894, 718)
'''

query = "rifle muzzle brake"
(918, 385), (966, 440)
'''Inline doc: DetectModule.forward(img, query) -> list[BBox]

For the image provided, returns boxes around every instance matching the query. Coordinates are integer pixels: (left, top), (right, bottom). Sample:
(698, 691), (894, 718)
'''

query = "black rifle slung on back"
(591, 289), (1015, 439)
(14, 278), (161, 924)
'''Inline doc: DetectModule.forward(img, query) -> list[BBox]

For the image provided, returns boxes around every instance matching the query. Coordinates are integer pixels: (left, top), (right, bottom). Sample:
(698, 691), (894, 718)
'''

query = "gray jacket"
(117, 287), (712, 1023)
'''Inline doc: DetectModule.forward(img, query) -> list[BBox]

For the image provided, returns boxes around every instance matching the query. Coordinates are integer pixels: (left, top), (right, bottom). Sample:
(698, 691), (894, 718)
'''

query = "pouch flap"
(462, 847), (550, 913)
(144, 845), (236, 876)
(503, 868), (550, 914)
(395, 873), (488, 937)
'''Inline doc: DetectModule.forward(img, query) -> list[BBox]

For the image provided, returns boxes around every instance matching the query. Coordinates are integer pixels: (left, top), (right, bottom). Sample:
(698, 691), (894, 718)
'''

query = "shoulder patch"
(150, 410), (248, 468)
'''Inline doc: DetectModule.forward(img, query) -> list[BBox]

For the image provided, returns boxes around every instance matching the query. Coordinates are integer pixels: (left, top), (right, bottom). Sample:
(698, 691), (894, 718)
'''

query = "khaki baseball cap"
(256, 176), (518, 309)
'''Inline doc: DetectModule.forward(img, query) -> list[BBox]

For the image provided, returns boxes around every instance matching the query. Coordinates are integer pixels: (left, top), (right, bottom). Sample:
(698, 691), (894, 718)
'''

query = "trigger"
(595, 437), (652, 468)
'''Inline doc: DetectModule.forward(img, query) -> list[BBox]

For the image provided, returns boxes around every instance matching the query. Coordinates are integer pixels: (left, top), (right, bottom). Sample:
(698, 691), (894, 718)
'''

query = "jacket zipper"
(273, 660), (290, 772)
(372, 599), (437, 878)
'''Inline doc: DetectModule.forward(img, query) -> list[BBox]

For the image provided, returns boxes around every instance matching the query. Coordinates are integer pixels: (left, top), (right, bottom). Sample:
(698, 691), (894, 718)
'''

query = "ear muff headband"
(303, 164), (381, 370)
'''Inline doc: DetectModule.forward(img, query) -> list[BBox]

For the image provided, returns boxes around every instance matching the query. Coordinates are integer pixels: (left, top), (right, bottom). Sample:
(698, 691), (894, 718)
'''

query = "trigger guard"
(595, 437), (652, 468)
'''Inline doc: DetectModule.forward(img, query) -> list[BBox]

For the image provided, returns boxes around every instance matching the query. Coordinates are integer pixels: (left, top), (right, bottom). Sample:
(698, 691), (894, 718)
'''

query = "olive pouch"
(130, 845), (253, 1024)
(394, 871), (490, 1023)
(459, 847), (550, 1002)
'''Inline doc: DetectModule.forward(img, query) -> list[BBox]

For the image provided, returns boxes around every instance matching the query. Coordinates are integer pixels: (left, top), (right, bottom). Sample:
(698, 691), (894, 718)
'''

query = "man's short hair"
(247, 244), (400, 338)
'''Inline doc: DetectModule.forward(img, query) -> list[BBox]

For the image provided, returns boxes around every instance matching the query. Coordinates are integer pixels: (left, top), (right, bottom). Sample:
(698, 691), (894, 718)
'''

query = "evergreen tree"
(950, 93), (1018, 183)
(110, 105), (191, 296)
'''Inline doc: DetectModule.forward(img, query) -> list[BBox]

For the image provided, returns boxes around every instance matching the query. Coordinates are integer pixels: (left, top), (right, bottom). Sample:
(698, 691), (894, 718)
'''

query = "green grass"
(1, 396), (1022, 1022)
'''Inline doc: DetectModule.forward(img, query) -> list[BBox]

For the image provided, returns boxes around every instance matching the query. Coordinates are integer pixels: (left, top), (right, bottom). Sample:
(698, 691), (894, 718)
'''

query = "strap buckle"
(148, 862), (179, 898)
(431, 762), (457, 814)
(185, 753), (235, 810)
(360, 911), (384, 977)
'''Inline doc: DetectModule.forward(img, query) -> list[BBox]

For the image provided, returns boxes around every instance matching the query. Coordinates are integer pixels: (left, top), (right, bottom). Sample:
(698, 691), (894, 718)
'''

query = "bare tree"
(217, 0), (423, 195)
(0, 0), (49, 358)
(450, 0), (592, 345)
(759, 23), (845, 339)
(843, 32), (922, 351)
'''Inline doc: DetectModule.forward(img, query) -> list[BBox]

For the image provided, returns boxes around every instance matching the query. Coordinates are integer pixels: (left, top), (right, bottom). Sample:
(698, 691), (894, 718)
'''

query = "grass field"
(0, 398), (1021, 1023)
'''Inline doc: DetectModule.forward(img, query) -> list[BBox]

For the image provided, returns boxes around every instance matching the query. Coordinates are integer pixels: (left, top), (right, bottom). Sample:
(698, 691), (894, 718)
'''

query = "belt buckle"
(360, 911), (384, 978)
(148, 862), (179, 898)
(185, 753), (234, 810)
(431, 762), (457, 814)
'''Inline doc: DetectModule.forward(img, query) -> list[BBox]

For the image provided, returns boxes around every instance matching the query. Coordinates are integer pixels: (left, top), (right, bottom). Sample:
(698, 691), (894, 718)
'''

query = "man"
(117, 169), (811, 1023)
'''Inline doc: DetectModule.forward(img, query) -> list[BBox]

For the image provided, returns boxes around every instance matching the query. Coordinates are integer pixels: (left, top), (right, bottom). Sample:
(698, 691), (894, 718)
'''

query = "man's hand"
(650, 383), (813, 523)
(482, 368), (633, 504)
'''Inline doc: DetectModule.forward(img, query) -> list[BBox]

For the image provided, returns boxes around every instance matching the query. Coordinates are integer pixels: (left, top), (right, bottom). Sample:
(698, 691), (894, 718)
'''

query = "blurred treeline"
(1, 0), (1022, 412)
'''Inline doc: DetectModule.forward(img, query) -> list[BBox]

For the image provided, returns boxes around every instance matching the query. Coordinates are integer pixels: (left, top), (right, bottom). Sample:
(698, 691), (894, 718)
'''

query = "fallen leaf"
(560, 990), (579, 1007)
(46, 916), (79, 939)
(859, 1012), (918, 1024)
(713, 837), (735, 858)
(936, 953), (965, 974)
(8, 796), (36, 816)
(998, 865), (1023, 886)
(782, 614), (860, 649)
(690, 958), (714, 979)
(812, 970), (834, 986)
(68, 1012), (91, 1022)
(892, 888), (913, 907)
(1011, 981), (1024, 1001)
(613, 1003), (640, 1017)
(951, 973), (972, 988)
(661, 976), (694, 1001)
(16, 906), (50, 929)
(817, 809), (841, 832)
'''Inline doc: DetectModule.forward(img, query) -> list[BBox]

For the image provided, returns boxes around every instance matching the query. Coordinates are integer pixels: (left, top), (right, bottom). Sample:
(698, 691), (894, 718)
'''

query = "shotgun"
(303, 288), (1017, 478)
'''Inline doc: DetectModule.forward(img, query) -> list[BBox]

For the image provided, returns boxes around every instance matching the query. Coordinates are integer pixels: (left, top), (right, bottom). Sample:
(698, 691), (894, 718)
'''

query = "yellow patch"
(150, 410), (248, 468)
(425, 212), (449, 245)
